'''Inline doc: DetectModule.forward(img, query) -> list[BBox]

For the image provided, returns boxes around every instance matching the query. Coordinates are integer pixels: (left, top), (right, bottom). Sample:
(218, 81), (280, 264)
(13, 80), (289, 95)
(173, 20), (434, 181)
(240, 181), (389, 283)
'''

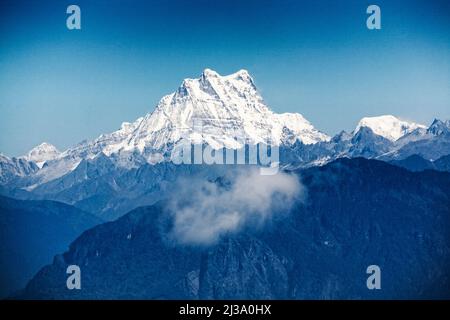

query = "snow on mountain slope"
(24, 143), (60, 168)
(355, 115), (426, 141)
(273, 113), (329, 145)
(106, 68), (329, 153)
(21, 69), (329, 183)
(377, 118), (450, 161)
(0, 154), (38, 184)
(2, 70), (447, 190)
(427, 119), (450, 136)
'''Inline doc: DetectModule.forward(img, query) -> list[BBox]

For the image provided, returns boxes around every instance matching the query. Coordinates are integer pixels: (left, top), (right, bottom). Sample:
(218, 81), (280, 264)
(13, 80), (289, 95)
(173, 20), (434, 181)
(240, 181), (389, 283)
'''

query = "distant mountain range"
(1, 69), (449, 220)
(1, 69), (449, 300)
(390, 154), (450, 172)
(17, 158), (450, 299)
(0, 196), (102, 298)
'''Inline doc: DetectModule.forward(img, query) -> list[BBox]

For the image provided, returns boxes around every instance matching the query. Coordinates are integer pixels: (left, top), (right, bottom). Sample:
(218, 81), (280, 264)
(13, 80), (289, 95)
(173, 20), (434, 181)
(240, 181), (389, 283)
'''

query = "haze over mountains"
(0, 195), (102, 298)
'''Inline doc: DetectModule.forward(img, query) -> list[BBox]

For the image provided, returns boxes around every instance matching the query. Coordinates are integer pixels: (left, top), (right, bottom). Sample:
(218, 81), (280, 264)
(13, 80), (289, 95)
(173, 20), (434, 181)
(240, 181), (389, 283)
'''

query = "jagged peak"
(27, 142), (60, 155)
(24, 142), (61, 166)
(429, 118), (450, 127)
(201, 68), (220, 78)
(228, 68), (251, 79)
(332, 130), (352, 142)
(201, 68), (250, 79)
(33, 142), (57, 149)
(427, 118), (450, 135)
(184, 68), (255, 87)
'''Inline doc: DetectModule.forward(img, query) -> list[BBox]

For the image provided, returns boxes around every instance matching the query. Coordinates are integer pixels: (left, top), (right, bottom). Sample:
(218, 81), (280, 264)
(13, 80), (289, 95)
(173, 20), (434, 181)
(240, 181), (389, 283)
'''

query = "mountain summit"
(1, 70), (449, 202)
(124, 68), (329, 152)
(32, 69), (329, 180)
(24, 143), (60, 168)
(427, 119), (450, 136)
(355, 115), (426, 141)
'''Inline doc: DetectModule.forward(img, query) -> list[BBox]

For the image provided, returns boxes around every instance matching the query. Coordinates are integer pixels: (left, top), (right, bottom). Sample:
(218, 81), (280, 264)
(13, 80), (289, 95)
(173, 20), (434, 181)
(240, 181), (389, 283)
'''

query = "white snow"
(120, 68), (330, 152)
(24, 142), (60, 168)
(1, 70), (448, 190)
(43, 68), (329, 180)
(355, 115), (426, 141)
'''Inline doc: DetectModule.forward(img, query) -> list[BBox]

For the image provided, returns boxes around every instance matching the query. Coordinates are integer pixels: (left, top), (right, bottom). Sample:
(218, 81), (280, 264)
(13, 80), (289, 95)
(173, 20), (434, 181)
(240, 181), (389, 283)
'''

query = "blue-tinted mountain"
(0, 196), (102, 298)
(0, 70), (449, 221)
(390, 155), (435, 172)
(18, 158), (450, 299)
(0, 154), (38, 185)
(434, 154), (450, 172)
(390, 154), (450, 172)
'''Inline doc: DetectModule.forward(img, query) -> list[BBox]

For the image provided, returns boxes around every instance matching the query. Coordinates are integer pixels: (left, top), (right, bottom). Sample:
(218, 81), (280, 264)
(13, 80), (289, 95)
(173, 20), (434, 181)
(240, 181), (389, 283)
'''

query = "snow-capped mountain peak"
(355, 115), (426, 141)
(24, 142), (60, 168)
(101, 68), (328, 154)
(19, 69), (329, 183)
(427, 119), (450, 136)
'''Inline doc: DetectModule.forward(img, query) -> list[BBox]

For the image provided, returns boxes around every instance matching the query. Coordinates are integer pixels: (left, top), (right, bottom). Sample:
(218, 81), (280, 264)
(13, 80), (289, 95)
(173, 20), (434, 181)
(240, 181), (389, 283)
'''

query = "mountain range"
(0, 195), (101, 298)
(17, 158), (450, 299)
(1, 69), (449, 220)
(1, 69), (449, 299)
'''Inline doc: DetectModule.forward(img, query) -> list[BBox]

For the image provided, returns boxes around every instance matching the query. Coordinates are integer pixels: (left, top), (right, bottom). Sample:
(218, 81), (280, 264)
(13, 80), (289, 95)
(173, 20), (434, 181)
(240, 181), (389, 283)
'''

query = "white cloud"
(167, 168), (303, 245)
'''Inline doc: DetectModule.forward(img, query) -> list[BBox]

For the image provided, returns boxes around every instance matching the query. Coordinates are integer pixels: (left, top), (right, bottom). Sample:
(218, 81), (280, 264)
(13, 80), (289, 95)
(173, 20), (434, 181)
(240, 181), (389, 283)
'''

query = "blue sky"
(0, 0), (449, 156)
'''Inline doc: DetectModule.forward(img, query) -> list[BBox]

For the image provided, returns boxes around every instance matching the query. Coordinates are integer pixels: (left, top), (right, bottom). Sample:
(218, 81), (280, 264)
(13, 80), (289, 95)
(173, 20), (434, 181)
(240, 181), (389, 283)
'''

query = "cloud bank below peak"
(166, 168), (303, 245)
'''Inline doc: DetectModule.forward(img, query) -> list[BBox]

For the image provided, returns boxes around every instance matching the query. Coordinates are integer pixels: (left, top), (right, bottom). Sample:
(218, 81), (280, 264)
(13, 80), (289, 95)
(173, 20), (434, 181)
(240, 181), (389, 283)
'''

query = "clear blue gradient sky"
(0, 0), (449, 156)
